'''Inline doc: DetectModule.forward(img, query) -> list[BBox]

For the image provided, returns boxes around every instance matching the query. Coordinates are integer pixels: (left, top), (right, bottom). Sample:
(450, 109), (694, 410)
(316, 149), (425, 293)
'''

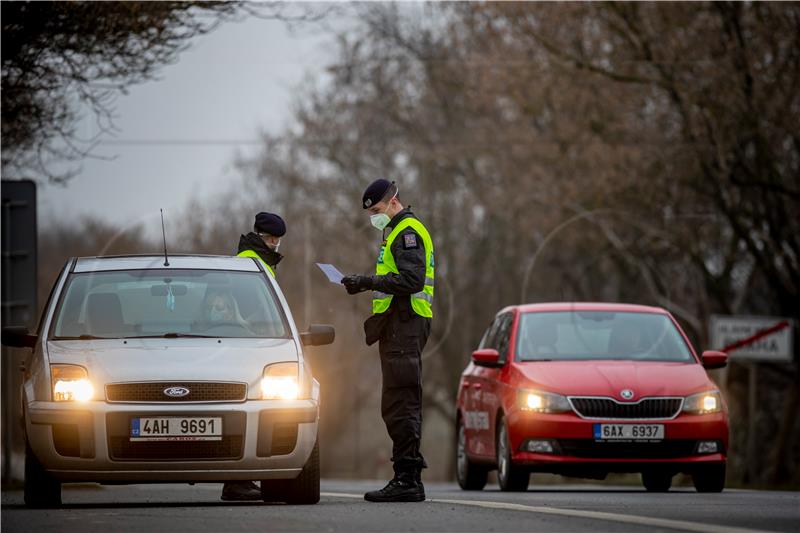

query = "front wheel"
(24, 442), (61, 508)
(262, 440), (320, 504)
(496, 417), (529, 492)
(456, 419), (488, 490)
(692, 463), (726, 493)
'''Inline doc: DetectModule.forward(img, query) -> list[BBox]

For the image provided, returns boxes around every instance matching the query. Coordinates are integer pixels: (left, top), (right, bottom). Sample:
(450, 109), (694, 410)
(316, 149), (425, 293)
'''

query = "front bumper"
(25, 399), (318, 482)
(506, 409), (728, 473)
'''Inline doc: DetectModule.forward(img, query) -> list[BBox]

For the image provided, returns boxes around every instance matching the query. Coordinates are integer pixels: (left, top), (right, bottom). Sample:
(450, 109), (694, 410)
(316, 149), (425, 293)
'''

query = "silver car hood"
(46, 338), (298, 399)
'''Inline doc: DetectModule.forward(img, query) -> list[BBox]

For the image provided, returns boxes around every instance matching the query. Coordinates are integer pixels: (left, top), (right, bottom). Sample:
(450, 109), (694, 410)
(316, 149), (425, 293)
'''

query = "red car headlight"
(518, 389), (572, 413)
(683, 390), (723, 414)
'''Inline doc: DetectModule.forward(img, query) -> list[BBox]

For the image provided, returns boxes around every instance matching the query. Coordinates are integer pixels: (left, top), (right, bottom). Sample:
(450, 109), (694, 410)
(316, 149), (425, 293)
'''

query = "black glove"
(341, 275), (373, 294)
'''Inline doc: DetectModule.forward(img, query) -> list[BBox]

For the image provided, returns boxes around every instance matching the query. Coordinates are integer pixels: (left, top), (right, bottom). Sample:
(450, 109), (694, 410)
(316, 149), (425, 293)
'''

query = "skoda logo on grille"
(620, 389), (635, 400)
(163, 386), (190, 398)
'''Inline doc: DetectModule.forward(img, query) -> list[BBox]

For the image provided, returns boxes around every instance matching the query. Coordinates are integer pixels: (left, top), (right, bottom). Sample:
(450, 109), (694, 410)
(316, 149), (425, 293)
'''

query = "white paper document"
(316, 263), (344, 284)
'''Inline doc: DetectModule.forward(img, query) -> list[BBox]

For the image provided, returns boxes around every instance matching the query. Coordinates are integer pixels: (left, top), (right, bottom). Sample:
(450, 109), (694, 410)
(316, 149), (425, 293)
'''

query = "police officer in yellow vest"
(223, 211), (284, 501)
(342, 179), (434, 503)
(236, 212), (285, 278)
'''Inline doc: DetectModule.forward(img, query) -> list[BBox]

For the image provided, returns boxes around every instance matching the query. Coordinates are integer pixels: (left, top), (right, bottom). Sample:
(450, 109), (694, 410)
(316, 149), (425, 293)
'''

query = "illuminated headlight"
(261, 362), (299, 400)
(683, 391), (723, 414)
(519, 390), (571, 413)
(51, 365), (94, 402)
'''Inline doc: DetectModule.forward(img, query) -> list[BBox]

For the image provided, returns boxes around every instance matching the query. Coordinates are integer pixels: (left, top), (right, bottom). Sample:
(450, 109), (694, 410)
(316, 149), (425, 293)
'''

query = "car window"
(50, 269), (288, 339)
(495, 313), (513, 363)
(516, 311), (693, 362)
(479, 316), (501, 350)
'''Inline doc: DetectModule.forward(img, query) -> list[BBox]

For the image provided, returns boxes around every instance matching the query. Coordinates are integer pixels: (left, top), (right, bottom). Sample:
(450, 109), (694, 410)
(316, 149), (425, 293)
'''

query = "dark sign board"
(1, 179), (37, 328)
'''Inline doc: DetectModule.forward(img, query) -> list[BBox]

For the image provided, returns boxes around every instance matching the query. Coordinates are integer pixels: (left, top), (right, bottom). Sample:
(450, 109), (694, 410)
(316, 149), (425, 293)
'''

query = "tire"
(641, 470), (673, 492)
(263, 440), (320, 505)
(456, 419), (488, 490)
(496, 417), (529, 492)
(24, 442), (61, 508)
(692, 463), (726, 493)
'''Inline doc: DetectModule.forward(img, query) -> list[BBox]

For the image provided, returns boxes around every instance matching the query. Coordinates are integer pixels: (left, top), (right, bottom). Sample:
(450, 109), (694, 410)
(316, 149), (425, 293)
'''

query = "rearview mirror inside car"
(150, 284), (188, 296)
(300, 324), (335, 346)
(1, 326), (37, 349)
(472, 348), (502, 367)
(701, 350), (728, 369)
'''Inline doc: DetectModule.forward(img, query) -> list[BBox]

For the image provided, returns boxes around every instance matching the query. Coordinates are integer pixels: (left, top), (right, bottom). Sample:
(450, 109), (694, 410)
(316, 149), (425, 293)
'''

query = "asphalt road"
(2, 479), (798, 533)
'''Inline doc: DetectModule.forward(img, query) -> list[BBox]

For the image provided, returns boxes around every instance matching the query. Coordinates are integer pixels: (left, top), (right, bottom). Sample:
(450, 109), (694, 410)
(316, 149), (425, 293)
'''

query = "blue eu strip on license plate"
(593, 423), (602, 440)
(131, 418), (141, 437)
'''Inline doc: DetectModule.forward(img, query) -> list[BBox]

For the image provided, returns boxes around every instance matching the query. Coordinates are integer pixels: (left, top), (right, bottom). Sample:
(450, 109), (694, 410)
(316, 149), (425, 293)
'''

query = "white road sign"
(709, 315), (794, 362)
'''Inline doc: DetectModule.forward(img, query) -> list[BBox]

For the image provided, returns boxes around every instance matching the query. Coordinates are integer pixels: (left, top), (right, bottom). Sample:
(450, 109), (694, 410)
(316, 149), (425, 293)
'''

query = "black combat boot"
(221, 481), (261, 501)
(364, 471), (426, 502)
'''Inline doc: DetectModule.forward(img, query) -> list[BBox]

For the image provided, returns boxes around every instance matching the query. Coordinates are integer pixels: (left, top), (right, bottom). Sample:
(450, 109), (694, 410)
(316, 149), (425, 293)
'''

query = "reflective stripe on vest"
(372, 217), (434, 318)
(237, 249), (276, 278)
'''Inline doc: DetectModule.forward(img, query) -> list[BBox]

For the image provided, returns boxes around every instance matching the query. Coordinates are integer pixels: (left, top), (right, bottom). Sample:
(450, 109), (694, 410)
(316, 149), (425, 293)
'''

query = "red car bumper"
(506, 409), (728, 474)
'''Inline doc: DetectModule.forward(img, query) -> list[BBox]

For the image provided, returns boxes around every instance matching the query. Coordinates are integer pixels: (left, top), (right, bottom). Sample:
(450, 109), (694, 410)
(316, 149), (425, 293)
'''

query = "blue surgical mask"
(210, 309), (225, 322)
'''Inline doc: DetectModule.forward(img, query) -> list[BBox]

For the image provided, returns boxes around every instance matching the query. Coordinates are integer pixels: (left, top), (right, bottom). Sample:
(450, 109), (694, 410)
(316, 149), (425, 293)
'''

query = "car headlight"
(683, 390), (722, 414)
(518, 389), (572, 413)
(51, 365), (94, 402)
(261, 362), (299, 400)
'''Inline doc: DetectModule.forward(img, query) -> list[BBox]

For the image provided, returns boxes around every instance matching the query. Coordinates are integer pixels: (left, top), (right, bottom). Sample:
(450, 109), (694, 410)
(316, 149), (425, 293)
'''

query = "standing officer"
(222, 211), (285, 501)
(236, 212), (285, 277)
(341, 179), (435, 503)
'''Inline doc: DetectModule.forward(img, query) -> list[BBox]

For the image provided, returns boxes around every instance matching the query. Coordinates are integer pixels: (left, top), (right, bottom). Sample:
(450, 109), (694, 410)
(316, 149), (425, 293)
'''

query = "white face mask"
(369, 194), (396, 231)
(266, 240), (281, 252)
(370, 213), (391, 231)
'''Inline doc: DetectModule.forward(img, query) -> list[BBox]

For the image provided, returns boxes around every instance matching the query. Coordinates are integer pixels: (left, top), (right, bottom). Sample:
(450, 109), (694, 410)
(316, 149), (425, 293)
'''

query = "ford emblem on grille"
(163, 386), (190, 398)
(620, 389), (634, 400)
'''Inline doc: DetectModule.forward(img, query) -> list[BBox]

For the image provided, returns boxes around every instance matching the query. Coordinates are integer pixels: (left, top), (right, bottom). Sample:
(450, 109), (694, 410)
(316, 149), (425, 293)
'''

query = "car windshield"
(516, 311), (694, 362)
(51, 269), (288, 339)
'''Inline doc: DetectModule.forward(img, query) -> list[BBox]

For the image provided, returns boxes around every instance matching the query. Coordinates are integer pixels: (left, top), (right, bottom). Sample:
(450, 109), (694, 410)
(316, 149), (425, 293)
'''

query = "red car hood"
(514, 360), (714, 400)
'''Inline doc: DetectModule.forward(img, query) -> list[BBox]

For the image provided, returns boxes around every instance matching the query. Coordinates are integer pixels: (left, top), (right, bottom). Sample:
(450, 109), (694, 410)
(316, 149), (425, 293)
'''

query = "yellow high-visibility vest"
(372, 217), (434, 318)
(237, 249), (276, 278)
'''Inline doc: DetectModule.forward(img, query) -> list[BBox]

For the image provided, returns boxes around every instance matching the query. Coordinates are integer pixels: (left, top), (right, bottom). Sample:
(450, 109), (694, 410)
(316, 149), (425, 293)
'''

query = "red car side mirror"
(472, 348), (502, 368)
(701, 350), (728, 370)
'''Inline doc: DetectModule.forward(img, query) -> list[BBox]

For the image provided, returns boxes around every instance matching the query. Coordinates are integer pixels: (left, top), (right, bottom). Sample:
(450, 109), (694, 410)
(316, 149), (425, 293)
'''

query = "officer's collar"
(386, 207), (412, 232)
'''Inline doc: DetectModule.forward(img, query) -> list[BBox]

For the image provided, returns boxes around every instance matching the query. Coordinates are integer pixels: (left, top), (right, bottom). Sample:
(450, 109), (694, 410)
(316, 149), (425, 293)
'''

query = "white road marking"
(320, 492), (770, 533)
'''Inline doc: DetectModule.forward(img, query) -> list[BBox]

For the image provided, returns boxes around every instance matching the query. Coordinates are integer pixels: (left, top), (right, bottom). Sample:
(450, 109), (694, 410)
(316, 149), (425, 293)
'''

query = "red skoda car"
(455, 303), (728, 493)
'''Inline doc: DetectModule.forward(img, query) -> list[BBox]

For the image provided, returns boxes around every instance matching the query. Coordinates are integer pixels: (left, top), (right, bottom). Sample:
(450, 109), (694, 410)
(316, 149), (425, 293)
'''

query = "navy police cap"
(362, 179), (396, 209)
(253, 212), (286, 237)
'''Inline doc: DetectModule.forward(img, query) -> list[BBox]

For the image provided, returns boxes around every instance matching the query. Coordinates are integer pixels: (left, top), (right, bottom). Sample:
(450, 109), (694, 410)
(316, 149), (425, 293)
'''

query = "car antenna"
(160, 208), (170, 267)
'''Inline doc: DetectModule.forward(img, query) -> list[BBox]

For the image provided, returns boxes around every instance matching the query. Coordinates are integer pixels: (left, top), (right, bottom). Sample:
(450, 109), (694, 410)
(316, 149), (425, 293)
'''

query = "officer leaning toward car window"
(341, 179), (435, 503)
(237, 212), (285, 278)
(222, 211), (286, 501)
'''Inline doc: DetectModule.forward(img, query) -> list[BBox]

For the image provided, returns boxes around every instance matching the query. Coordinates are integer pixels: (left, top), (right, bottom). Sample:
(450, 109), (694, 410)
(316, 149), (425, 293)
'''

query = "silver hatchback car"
(2, 254), (334, 507)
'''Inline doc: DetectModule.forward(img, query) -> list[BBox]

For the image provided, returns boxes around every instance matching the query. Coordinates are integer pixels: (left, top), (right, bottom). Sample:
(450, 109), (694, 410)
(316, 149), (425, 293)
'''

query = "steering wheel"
(199, 321), (256, 335)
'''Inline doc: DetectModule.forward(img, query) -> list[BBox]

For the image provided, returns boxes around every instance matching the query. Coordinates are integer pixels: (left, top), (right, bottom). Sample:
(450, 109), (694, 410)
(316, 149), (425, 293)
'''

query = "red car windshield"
(516, 311), (694, 362)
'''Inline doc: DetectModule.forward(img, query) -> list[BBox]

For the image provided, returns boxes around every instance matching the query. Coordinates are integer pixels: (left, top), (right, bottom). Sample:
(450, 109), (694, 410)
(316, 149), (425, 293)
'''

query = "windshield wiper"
(123, 333), (218, 339)
(53, 334), (111, 340)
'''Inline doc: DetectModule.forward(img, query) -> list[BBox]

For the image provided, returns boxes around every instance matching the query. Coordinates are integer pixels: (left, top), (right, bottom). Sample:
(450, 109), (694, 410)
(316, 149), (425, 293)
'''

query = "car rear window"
(516, 311), (694, 362)
(51, 269), (288, 339)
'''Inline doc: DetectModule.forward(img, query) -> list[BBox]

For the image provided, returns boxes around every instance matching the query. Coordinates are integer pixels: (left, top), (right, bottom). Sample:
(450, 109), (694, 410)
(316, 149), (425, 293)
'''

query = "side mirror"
(2, 326), (37, 349)
(702, 350), (728, 370)
(472, 348), (502, 368)
(300, 324), (335, 346)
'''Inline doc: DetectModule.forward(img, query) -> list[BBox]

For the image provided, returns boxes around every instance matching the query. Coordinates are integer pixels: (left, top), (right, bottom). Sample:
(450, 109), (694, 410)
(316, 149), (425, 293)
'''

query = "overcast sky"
(37, 12), (342, 233)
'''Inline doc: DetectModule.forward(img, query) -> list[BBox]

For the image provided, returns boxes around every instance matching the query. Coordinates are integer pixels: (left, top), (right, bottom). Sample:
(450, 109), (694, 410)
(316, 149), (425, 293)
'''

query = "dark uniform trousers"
(378, 302), (431, 474)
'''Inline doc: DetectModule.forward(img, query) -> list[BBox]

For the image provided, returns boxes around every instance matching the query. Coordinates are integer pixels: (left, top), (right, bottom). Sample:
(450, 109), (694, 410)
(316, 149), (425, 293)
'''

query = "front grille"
(558, 439), (699, 459)
(106, 382), (247, 403)
(108, 436), (243, 460)
(569, 397), (682, 419)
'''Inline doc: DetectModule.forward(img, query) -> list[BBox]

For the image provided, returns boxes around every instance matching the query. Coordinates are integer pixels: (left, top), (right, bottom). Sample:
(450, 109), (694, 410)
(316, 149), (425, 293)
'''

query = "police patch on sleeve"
(403, 233), (418, 249)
